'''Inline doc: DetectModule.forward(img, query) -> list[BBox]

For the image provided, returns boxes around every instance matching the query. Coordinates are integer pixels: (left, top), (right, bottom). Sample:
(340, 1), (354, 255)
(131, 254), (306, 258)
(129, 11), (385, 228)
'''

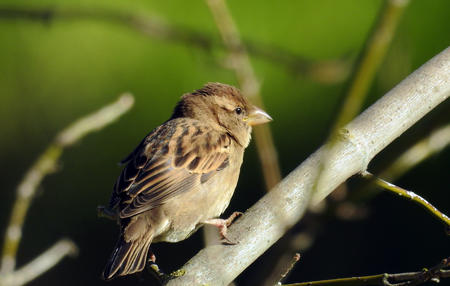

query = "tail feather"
(102, 234), (153, 280)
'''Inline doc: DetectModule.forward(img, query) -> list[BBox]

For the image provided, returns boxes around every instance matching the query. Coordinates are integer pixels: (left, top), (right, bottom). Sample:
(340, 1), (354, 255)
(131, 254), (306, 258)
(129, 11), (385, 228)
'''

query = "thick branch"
(263, 2), (409, 283)
(167, 47), (450, 286)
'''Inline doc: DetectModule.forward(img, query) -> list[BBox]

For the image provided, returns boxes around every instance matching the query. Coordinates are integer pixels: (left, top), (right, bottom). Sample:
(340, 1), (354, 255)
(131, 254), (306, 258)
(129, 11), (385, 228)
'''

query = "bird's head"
(172, 82), (272, 147)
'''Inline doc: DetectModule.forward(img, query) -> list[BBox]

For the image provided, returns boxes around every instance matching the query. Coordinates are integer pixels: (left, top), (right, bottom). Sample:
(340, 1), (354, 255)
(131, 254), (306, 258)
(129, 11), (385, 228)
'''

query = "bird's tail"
(102, 233), (153, 280)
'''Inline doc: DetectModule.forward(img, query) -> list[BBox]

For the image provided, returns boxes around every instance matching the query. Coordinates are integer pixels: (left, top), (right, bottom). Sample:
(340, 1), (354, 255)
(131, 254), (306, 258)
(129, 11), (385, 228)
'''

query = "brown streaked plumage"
(102, 82), (272, 279)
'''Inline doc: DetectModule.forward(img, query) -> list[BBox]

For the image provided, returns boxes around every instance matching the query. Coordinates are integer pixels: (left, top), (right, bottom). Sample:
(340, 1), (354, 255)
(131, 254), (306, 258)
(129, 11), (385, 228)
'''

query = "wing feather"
(108, 118), (231, 219)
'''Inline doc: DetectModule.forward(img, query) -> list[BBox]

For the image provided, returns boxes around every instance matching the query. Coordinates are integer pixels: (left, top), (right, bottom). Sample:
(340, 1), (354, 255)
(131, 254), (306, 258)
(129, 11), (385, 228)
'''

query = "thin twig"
(205, 0), (282, 190)
(282, 256), (450, 286)
(362, 171), (450, 230)
(276, 253), (301, 286)
(0, 239), (78, 286)
(0, 94), (134, 274)
(317, 0), (409, 203)
(316, 0), (409, 195)
(0, 6), (350, 84)
(349, 123), (450, 207)
(331, 0), (410, 131)
(166, 47), (450, 286)
(380, 123), (450, 181)
(262, 217), (322, 286)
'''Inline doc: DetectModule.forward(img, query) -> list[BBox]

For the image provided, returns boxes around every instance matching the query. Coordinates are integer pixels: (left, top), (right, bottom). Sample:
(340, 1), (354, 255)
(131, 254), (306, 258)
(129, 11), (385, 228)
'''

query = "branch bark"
(166, 47), (450, 286)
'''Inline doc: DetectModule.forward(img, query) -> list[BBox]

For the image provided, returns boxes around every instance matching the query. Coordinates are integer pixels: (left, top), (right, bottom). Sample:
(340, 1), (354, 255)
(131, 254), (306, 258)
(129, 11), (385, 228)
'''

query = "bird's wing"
(110, 118), (231, 218)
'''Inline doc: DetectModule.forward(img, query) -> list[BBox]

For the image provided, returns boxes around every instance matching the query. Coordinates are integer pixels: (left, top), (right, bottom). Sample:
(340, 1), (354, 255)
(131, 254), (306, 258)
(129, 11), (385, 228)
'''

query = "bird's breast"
(154, 148), (244, 242)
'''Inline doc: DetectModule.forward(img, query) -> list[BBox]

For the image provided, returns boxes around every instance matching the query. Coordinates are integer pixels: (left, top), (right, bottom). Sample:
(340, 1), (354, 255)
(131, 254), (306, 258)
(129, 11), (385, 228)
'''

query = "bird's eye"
(235, 107), (242, 115)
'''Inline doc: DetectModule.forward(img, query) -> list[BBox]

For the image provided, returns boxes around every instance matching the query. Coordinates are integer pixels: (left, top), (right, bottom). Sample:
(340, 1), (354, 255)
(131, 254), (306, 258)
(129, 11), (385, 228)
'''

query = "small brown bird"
(102, 82), (272, 279)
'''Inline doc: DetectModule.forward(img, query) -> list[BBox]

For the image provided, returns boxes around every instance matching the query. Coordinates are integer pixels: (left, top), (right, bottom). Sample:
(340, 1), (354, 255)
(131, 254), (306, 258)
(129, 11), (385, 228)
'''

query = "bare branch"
(55, 94), (134, 146)
(347, 122), (450, 207)
(380, 123), (450, 180)
(362, 171), (450, 229)
(0, 6), (349, 84)
(167, 47), (450, 286)
(332, 0), (410, 131)
(205, 0), (282, 190)
(0, 94), (134, 274)
(276, 253), (301, 285)
(0, 239), (78, 286)
(282, 256), (450, 286)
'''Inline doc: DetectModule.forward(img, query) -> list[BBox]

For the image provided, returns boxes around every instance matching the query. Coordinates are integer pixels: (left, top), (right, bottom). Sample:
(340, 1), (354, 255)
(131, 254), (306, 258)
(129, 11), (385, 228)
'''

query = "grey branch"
(167, 47), (450, 285)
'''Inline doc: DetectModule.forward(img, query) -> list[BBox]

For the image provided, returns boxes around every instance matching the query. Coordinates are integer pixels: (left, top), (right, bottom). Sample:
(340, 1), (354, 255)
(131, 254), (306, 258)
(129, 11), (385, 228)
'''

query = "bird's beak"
(246, 106), (273, 126)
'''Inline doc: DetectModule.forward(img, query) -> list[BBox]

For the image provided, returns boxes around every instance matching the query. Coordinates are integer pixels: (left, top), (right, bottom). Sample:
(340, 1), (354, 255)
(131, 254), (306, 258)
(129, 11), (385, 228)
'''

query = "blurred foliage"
(0, 0), (449, 285)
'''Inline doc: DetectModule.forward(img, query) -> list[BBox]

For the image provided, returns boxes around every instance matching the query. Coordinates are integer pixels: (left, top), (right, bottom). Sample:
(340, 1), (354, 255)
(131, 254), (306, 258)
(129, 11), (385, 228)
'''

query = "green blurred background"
(0, 0), (449, 285)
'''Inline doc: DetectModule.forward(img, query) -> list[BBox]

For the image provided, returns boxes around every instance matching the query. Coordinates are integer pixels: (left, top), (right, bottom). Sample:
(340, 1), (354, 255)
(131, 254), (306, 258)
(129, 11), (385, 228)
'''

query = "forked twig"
(0, 239), (78, 286)
(0, 94), (134, 281)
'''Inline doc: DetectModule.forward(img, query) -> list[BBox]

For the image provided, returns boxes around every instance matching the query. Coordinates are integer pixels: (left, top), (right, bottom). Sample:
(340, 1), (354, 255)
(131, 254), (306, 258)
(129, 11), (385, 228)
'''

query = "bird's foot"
(203, 211), (243, 244)
(224, 211), (243, 226)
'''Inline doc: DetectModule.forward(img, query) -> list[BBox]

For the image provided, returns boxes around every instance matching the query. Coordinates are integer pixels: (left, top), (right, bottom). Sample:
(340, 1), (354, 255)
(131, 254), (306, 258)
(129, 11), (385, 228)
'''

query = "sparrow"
(102, 82), (272, 280)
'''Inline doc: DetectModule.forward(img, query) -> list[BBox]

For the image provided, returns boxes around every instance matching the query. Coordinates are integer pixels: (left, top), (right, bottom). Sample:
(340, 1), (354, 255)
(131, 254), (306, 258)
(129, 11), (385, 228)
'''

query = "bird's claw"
(203, 211), (243, 245)
(224, 211), (243, 226)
